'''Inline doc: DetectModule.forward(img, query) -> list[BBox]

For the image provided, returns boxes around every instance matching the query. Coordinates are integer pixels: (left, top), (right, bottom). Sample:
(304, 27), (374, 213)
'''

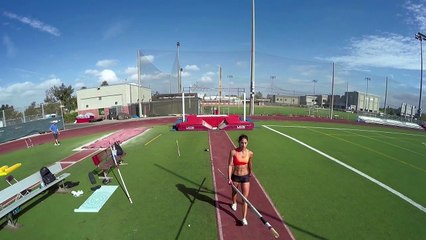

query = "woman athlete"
(228, 134), (253, 226)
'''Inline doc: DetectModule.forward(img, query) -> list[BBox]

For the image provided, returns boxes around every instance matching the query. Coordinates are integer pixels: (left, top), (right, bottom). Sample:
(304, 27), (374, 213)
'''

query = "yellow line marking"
(347, 130), (426, 158)
(145, 134), (162, 146)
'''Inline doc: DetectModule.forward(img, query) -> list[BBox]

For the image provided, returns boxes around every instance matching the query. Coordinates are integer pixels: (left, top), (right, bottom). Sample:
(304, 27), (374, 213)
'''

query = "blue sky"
(1, 0), (426, 110)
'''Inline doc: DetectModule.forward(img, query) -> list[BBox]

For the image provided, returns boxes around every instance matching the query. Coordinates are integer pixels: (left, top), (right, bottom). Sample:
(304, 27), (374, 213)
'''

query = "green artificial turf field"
(1, 121), (425, 239)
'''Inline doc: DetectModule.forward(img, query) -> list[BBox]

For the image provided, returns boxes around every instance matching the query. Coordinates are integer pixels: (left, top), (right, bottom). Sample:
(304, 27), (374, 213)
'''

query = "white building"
(345, 91), (380, 113)
(300, 95), (318, 106)
(76, 83), (151, 118)
(268, 94), (300, 105)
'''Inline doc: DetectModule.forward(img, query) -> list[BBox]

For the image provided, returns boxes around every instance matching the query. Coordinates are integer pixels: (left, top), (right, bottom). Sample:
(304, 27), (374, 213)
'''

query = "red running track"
(209, 130), (295, 240)
(0, 117), (177, 155)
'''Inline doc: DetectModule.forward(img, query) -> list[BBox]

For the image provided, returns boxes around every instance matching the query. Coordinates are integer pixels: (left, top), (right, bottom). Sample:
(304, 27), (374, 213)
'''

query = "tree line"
(1, 83), (77, 120)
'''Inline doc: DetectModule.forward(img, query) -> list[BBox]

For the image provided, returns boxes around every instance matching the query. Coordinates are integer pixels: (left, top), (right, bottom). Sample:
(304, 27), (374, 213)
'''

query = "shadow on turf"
(155, 164), (328, 238)
(175, 178), (207, 240)
(284, 221), (328, 240)
(154, 163), (213, 193)
(155, 164), (242, 228)
(0, 186), (58, 231)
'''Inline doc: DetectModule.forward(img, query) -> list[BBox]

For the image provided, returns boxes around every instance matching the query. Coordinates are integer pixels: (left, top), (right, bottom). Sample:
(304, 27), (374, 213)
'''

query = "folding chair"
(25, 138), (34, 148)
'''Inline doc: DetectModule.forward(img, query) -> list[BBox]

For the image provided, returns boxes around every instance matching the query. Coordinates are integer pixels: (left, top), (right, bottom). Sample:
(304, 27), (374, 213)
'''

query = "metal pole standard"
(249, 0), (256, 116)
(243, 92), (247, 121)
(330, 63), (335, 119)
(182, 92), (185, 122)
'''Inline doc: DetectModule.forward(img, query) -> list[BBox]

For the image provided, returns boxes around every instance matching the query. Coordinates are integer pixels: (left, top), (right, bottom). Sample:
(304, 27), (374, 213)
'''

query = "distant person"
(228, 134), (253, 226)
(49, 120), (60, 146)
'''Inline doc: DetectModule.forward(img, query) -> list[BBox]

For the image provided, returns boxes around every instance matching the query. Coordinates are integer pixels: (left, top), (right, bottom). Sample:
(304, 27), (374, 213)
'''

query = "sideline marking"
(144, 134), (162, 146)
(208, 133), (224, 240)
(306, 128), (426, 173)
(263, 125), (426, 214)
(267, 125), (426, 137)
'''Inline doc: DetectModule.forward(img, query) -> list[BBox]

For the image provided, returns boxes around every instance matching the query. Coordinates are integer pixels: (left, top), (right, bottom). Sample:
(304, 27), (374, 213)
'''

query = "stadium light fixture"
(415, 32), (426, 118)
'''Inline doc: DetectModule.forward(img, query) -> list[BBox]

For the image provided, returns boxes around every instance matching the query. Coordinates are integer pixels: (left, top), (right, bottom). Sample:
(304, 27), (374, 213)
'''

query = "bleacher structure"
(357, 116), (424, 130)
(175, 114), (254, 131)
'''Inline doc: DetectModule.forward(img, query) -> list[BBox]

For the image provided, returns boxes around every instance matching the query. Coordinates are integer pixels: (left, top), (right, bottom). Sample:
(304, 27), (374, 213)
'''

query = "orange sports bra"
(233, 148), (249, 166)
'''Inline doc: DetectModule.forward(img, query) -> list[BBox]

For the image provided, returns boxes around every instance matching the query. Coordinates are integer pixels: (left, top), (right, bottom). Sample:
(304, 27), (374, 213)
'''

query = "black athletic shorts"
(53, 133), (58, 139)
(231, 174), (250, 183)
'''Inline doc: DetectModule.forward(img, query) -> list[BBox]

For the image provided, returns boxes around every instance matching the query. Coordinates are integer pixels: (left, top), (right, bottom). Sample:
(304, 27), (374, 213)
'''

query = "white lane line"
(263, 125), (426, 214)
(266, 125), (426, 137)
(208, 132), (224, 240)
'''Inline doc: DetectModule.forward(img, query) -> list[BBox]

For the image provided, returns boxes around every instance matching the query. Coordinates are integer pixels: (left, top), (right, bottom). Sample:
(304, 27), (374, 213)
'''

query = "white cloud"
(85, 69), (99, 76)
(325, 2), (426, 71)
(326, 34), (418, 70)
(0, 78), (62, 107)
(184, 64), (199, 71)
(181, 71), (191, 77)
(141, 72), (170, 81)
(405, 0), (426, 32)
(3, 11), (60, 37)
(236, 61), (248, 67)
(96, 59), (118, 68)
(74, 82), (85, 90)
(200, 71), (215, 82)
(84, 69), (118, 83)
(3, 35), (16, 57)
(125, 67), (138, 81)
(103, 21), (127, 39)
(139, 55), (154, 64)
(98, 69), (118, 83)
(36, 78), (61, 89)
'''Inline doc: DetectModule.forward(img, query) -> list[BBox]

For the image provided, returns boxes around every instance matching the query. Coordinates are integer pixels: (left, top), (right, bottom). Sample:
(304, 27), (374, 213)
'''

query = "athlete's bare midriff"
(233, 164), (249, 176)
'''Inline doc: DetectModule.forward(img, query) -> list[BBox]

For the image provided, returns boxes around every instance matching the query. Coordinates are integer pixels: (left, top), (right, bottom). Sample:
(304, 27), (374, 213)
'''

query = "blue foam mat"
(74, 185), (118, 213)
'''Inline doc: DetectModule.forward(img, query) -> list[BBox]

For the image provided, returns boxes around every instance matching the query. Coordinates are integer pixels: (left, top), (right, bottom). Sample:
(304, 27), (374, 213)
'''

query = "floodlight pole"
(137, 50), (143, 118)
(177, 42), (182, 93)
(345, 81), (349, 110)
(415, 32), (426, 118)
(364, 77), (371, 112)
(249, 0), (256, 116)
(60, 102), (65, 130)
(41, 103), (45, 118)
(383, 76), (388, 115)
(330, 63), (335, 119)
(218, 65), (222, 114)
(312, 79), (318, 95)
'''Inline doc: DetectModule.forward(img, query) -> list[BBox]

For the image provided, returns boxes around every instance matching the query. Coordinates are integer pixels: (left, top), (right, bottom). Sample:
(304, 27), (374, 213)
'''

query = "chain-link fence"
(1, 103), (63, 128)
